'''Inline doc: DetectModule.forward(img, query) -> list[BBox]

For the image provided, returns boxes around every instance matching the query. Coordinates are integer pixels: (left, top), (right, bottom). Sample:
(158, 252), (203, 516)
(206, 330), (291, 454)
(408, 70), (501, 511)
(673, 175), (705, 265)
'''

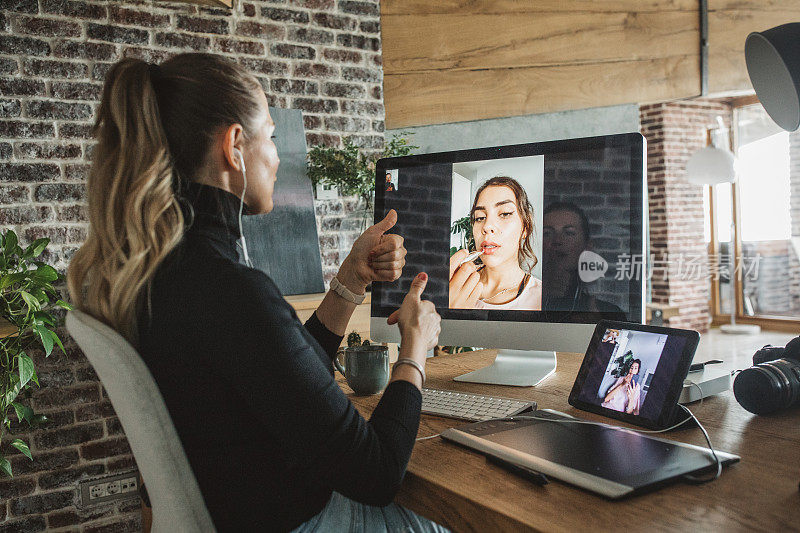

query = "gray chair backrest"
(66, 310), (216, 533)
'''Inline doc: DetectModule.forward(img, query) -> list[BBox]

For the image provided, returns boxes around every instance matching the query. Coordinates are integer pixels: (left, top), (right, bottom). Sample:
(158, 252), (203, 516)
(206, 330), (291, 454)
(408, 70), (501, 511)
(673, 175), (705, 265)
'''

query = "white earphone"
(233, 148), (253, 268)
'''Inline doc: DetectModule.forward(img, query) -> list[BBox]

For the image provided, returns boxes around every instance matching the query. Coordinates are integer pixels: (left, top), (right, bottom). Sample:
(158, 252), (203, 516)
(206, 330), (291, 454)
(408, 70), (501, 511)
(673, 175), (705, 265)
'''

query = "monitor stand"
(453, 350), (557, 387)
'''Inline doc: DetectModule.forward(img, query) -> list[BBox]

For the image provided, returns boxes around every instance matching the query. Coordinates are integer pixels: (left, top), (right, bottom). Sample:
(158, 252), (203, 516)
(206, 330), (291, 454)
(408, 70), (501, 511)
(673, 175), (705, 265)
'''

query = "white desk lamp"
(686, 120), (759, 334)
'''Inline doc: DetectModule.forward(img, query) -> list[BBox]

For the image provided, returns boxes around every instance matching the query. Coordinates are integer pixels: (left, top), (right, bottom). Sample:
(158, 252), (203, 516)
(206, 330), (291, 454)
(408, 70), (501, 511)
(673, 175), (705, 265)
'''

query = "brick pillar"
(640, 99), (733, 332)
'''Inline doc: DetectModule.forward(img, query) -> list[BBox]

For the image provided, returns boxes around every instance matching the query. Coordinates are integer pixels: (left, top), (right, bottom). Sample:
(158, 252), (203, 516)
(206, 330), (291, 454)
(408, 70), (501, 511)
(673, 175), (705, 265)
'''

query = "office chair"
(66, 310), (216, 533)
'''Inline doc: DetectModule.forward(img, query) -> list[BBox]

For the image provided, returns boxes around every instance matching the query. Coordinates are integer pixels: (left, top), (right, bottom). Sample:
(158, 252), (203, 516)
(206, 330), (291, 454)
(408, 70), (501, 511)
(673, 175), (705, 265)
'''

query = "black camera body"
(733, 336), (800, 415)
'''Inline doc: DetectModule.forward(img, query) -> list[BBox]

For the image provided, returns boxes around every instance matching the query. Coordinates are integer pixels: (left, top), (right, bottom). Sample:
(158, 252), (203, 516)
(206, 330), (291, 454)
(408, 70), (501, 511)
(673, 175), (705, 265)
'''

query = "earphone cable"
(236, 151), (253, 268)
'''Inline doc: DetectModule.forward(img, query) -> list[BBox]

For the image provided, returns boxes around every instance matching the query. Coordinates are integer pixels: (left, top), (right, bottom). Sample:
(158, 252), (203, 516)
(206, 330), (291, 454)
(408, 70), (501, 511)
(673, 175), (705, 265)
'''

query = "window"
(708, 101), (800, 328)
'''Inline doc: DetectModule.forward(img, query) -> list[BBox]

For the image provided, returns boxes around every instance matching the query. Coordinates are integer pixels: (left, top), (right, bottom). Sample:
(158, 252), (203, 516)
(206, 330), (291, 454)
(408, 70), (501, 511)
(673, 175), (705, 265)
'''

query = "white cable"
(415, 408), (695, 442)
(679, 404), (722, 483)
(504, 412), (694, 433)
(235, 149), (253, 268)
(685, 378), (704, 407)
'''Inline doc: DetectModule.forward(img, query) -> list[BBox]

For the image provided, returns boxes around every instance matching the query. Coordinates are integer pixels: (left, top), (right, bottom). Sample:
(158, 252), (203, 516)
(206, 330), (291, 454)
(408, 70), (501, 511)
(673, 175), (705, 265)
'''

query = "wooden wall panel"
(708, 1), (800, 94)
(384, 55), (699, 128)
(382, 5), (698, 73)
(382, 0), (800, 129)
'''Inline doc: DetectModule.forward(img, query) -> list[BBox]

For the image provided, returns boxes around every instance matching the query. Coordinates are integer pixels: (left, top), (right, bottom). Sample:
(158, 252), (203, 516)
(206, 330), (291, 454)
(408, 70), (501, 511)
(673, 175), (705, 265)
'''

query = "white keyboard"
(421, 388), (536, 422)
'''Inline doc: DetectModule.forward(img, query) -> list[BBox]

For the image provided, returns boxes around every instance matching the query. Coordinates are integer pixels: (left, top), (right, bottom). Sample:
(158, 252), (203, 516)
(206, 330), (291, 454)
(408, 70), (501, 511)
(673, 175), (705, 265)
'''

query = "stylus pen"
(487, 455), (549, 486)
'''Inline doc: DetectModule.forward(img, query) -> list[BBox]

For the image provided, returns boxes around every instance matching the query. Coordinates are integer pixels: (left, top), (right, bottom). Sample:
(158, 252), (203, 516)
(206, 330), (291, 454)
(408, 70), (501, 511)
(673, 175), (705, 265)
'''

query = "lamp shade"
(745, 23), (800, 132)
(686, 145), (736, 185)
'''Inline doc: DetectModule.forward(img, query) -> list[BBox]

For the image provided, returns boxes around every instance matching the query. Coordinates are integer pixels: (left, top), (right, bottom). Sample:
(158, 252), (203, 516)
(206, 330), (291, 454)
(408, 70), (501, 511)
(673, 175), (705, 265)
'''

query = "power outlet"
(79, 470), (140, 507)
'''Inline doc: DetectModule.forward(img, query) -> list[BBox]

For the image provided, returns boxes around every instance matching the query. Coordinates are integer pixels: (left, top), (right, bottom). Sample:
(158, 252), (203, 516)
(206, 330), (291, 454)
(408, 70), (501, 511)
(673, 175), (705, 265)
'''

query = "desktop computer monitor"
(370, 133), (646, 386)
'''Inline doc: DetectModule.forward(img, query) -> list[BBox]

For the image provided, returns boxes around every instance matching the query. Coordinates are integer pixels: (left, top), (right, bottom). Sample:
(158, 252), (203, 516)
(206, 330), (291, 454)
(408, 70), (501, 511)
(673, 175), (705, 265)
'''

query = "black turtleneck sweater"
(137, 182), (422, 532)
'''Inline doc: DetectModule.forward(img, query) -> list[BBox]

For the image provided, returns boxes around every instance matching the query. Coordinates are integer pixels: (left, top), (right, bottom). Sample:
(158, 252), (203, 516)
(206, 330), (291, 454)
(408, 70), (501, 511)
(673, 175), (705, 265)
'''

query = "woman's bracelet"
(393, 358), (426, 385)
(329, 275), (366, 305)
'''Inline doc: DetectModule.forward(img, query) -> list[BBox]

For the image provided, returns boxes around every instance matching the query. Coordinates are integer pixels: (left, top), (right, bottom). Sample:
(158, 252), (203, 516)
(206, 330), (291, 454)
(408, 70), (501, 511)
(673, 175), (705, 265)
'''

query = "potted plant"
(307, 132), (419, 212)
(307, 133), (418, 258)
(0, 230), (71, 476)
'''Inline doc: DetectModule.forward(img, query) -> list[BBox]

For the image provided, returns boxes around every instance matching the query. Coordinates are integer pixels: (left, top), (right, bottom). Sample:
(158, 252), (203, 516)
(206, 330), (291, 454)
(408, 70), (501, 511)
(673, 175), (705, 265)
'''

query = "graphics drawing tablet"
(441, 410), (739, 500)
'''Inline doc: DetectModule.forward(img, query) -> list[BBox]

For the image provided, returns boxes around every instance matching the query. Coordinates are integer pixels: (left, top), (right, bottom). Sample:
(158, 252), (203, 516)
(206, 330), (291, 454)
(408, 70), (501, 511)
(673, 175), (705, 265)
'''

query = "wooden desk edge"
(285, 291), (372, 311)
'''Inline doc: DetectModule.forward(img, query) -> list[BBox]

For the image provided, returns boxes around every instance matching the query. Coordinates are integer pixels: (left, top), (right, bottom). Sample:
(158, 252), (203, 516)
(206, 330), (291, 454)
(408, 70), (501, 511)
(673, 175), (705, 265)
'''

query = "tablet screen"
(573, 326), (690, 425)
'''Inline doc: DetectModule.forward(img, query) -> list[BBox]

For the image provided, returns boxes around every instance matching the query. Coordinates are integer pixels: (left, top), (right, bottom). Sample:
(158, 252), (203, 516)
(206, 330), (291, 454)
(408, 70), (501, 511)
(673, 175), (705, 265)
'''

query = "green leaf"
(55, 299), (74, 310)
(32, 264), (58, 283)
(0, 454), (12, 477)
(23, 238), (49, 260)
(35, 325), (53, 356)
(20, 291), (40, 312)
(0, 272), (27, 291)
(4, 230), (17, 255)
(50, 330), (65, 356)
(11, 402), (34, 424)
(31, 289), (47, 305)
(18, 353), (35, 387)
(33, 311), (55, 327)
(4, 379), (22, 406)
(10, 439), (32, 461)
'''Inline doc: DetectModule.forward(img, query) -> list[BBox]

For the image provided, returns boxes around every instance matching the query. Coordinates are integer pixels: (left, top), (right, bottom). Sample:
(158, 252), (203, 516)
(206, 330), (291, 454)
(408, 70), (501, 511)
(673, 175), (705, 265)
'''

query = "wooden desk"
(339, 349), (800, 531)
(285, 292), (371, 347)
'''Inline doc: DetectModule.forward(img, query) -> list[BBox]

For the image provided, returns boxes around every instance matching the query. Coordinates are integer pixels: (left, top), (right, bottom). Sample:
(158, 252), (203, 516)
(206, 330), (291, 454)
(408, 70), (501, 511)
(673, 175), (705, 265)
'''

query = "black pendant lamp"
(745, 23), (800, 131)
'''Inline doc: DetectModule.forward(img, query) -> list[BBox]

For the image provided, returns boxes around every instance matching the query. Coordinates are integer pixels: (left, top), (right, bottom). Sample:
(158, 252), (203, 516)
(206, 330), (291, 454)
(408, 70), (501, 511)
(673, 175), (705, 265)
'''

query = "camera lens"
(734, 358), (800, 414)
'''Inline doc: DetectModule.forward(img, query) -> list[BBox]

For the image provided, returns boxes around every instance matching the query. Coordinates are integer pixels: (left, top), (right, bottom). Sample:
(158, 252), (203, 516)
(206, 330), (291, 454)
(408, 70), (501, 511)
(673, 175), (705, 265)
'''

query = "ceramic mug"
(335, 345), (390, 395)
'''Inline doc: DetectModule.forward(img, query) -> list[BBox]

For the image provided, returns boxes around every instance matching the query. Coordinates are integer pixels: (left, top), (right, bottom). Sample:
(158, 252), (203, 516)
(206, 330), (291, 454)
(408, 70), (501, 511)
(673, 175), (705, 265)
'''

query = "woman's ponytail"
(68, 58), (183, 344)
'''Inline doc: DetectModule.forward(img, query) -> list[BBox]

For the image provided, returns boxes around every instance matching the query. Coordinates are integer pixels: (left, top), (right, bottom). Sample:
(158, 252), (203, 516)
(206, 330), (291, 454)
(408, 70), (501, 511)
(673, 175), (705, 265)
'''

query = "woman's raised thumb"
(408, 272), (428, 298)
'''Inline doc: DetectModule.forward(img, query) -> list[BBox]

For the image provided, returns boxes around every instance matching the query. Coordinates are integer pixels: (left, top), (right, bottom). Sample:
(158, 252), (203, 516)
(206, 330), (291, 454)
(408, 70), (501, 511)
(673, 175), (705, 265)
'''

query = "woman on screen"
(601, 359), (642, 415)
(449, 176), (542, 310)
(67, 53), (444, 532)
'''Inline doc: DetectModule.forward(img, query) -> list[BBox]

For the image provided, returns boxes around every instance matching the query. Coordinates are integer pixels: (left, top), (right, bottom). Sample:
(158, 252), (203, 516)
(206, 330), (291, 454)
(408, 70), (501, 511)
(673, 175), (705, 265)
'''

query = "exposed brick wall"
(1, 0), (383, 529)
(640, 99), (733, 332)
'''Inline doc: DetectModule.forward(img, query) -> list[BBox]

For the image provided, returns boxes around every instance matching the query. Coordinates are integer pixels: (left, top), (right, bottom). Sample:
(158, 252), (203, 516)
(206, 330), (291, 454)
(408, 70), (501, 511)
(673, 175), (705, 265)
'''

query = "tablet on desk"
(569, 321), (700, 430)
(441, 411), (739, 499)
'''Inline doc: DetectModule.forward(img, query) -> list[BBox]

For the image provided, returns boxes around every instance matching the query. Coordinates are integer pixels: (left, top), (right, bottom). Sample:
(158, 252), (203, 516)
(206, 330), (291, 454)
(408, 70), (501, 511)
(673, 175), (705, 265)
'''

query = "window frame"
(708, 96), (800, 332)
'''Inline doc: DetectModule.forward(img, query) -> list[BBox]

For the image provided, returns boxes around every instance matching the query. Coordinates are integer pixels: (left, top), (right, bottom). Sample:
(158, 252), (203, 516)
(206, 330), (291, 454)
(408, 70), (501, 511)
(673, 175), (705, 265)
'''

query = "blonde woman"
(68, 54), (444, 532)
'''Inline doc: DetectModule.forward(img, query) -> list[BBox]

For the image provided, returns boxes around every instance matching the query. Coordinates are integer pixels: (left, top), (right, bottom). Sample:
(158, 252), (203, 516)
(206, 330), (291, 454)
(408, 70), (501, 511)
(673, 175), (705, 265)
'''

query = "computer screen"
(372, 133), (645, 326)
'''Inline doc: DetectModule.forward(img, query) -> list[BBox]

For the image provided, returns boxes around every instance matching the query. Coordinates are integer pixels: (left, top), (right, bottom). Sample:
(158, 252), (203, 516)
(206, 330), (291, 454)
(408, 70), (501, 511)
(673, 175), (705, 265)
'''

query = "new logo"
(578, 251), (608, 282)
